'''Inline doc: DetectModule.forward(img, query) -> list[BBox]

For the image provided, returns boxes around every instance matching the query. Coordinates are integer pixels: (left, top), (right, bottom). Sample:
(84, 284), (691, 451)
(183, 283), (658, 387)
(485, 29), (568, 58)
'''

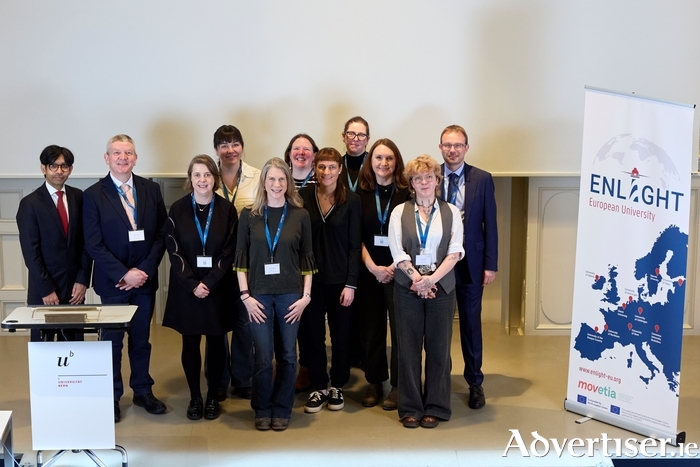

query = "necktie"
(121, 184), (137, 229)
(447, 172), (459, 204)
(56, 190), (69, 236)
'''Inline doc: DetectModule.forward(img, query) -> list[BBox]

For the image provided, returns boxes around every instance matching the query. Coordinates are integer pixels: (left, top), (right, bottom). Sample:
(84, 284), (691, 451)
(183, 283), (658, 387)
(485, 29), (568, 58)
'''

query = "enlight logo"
(578, 380), (617, 399)
(589, 173), (683, 212)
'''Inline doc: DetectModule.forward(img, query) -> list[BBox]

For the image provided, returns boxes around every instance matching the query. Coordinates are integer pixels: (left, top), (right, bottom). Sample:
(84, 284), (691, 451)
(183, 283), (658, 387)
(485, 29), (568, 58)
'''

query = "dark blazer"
(443, 163), (498, 281)
(83, 173), (167, 298)
(16, 184), (92, 304)
(162, 193), (238, 335)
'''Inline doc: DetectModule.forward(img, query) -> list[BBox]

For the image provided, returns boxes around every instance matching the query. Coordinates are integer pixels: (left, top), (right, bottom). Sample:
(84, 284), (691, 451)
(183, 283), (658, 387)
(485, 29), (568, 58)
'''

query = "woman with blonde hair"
(388, 155), (464, 429)
(234, 157), (316, 431)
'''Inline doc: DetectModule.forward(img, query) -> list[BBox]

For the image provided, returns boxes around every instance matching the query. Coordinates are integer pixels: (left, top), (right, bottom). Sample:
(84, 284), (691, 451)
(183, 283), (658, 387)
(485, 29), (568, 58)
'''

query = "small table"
(2, 305), (137, 467)
(0, 411), (12, 467)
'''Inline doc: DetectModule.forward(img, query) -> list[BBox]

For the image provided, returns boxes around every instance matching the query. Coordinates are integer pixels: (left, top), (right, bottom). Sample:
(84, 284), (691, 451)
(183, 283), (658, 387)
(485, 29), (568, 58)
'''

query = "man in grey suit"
(16, 145), (92, 341)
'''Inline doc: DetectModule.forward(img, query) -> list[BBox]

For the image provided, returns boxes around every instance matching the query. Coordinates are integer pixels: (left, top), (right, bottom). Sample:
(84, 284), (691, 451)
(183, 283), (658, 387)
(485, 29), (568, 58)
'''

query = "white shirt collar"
(444, 163), (465, 178)
(44, 181), (63, 196)
(109, 173), (134, 188)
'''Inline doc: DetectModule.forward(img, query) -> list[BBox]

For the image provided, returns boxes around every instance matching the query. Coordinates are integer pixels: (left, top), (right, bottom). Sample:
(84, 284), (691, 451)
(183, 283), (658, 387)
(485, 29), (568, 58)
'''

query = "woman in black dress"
(356, 138), (411, 409)
(163, 154), (238, 421)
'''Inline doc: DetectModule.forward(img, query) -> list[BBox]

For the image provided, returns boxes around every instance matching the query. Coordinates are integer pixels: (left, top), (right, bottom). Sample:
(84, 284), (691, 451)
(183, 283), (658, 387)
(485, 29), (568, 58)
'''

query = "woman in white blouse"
(212, 125), (261, 400)
(388, 155), (464, 429)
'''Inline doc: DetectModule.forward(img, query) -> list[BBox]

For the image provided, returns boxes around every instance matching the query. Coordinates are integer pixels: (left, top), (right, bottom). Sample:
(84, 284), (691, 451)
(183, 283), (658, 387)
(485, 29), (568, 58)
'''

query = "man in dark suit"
(439, 125), (498, 410)
(83, 134), (167, 423)
(16, 145), (92, 341)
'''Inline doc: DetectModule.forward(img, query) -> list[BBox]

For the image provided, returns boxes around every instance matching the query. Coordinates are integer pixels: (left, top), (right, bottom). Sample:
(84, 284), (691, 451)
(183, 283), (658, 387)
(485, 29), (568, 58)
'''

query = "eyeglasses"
(412, 174), (436, 184)
(47, 163), (72, 172)
(344, 131), (368, 141)
(440, 143), (467, 151)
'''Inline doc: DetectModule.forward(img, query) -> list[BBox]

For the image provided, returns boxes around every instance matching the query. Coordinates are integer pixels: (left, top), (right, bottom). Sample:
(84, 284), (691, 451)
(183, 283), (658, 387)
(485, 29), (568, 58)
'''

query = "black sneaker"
(327, 387), (344, 411)
(304, 391), (329, 413)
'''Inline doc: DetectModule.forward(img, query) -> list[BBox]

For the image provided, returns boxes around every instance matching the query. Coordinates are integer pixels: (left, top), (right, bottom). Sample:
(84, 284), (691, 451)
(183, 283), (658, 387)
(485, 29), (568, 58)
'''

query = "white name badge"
(264, 263), (281, 275)
(374, 235), (389, 247)
(128, 230), (145, 242)
(415, 254), (432, 266)
(197, 256), (212, 268)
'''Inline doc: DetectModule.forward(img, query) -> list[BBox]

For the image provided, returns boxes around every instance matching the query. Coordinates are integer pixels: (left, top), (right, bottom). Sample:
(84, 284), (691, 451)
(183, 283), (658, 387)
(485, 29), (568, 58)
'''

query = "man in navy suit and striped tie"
(439, 125), (498, 410)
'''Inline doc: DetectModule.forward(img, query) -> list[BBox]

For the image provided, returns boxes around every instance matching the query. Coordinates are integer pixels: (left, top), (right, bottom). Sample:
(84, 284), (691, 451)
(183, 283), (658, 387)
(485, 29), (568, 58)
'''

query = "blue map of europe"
(574, 225), (687, 394)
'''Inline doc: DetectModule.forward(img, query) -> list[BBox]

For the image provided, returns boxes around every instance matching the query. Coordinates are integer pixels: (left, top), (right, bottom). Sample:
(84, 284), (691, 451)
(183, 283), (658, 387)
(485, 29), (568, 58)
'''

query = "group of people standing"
(16, 117), (497, 431)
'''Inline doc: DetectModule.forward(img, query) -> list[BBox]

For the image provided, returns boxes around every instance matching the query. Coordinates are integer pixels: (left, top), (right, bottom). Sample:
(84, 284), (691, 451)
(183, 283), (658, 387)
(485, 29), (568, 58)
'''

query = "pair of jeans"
(394, 282), (455, 421)
(248, 293), (301, 419)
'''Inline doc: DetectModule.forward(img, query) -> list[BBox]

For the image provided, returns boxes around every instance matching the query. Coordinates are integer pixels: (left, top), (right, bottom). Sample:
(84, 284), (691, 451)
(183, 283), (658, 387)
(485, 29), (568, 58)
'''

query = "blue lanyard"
(442, 166), (463, 205)
(375, 183), (394, 235)
(222, 164), (243, 206)
(344, 153), (365, 192)
(115, 183), (138, 226)
(264, 202), (288, 262)
(415, 203), (436, 250)
(300, 170), (313, 188)
(191, 194), (215, 255)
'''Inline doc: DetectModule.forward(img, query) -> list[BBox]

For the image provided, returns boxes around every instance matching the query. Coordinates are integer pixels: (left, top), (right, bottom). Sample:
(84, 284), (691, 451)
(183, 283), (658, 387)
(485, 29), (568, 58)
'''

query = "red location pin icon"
(678, 278), (684, 286)
(655, 268), (660, 275)
(604, 324), (608, 331)
(638, 307), (643, 314)
(628, 296), (633, 303)
(594, 326), (599, 332)
(595, 275), (599, 281)
(654, 325), (659, 332)
(628, 323), (633, 330)
(622, 303), (627, 310)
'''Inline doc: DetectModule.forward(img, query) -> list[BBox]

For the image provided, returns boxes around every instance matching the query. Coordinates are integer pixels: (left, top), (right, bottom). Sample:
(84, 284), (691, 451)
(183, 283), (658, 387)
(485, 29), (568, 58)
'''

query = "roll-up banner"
(565, 87), (695, 444)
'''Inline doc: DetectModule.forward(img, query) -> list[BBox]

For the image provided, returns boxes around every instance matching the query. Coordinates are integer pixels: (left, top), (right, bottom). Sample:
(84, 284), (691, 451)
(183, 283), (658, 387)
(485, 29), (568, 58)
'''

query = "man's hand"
(117, 268), (148, 290)
(483, 270), (496, 286)
(69, 283), (87, 304)
(42, 291), (60, 305)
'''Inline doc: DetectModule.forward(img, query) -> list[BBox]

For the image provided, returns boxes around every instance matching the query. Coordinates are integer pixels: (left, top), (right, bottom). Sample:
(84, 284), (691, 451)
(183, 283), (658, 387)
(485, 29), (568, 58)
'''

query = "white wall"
(1, 0), (698, 177)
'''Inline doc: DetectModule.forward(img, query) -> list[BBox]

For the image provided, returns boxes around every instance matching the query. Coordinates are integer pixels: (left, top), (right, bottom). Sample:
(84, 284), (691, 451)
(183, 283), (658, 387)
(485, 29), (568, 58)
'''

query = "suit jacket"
(83, 173), (167, 298)
(442, 163), (498, 281)
(16, 183), (92, 304)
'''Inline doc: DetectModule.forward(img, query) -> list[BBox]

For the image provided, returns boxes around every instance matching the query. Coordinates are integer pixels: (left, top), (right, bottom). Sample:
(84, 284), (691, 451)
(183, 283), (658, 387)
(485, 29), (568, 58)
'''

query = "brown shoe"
(402, 416), (420, 428)
(295, 365), (312, 393)
(382, 386), (398, 411)
(362, 383), (383, 407)
(420, 415), (439, 428)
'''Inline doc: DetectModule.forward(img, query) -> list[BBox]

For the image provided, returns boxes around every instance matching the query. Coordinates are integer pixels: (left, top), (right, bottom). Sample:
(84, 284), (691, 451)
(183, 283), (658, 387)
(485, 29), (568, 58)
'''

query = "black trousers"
(298, 282), (353, 390)
(357, 268), (398, 386)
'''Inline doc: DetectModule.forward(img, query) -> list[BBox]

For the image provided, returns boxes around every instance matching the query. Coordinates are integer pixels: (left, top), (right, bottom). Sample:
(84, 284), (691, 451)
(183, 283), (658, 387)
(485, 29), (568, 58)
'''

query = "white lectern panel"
(28, 341), (114, 450)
